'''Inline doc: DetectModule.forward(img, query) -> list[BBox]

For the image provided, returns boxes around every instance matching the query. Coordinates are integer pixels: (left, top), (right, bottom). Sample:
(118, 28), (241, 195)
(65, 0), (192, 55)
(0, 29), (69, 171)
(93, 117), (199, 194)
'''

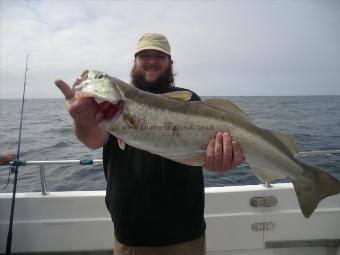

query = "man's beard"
(130, 63), (175, 93)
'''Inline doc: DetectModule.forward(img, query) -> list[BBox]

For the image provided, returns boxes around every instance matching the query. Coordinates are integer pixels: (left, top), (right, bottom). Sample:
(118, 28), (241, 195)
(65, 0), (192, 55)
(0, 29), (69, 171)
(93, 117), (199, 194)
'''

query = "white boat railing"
(1, 149), (339, 196)
(0, 149), (340, 254)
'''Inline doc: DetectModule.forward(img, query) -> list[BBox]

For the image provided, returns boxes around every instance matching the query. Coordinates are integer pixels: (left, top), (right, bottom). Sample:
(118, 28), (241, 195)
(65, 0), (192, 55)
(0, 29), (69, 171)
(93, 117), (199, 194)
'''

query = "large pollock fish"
(74, 70), (340, 218)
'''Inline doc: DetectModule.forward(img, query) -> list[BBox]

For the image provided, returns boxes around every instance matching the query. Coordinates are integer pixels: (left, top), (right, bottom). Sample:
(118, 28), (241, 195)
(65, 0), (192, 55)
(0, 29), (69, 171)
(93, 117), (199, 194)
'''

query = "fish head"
(73, 70), (124, 121)
(74, 70), (122, 103)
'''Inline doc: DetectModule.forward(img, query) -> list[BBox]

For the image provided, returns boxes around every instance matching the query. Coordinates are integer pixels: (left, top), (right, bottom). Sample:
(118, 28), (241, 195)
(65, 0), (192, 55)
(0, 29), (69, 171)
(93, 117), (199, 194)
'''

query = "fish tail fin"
(292, 162), (340, 218)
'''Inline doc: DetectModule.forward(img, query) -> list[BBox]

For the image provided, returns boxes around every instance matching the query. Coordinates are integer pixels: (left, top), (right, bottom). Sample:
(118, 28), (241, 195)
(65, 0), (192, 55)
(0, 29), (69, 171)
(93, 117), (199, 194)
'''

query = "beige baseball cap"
(135, 33), (171, 57)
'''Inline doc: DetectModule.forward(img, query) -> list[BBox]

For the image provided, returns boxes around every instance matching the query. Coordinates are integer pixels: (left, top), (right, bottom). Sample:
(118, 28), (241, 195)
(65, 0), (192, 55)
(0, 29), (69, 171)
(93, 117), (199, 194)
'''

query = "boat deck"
(1, 183), (340, 255)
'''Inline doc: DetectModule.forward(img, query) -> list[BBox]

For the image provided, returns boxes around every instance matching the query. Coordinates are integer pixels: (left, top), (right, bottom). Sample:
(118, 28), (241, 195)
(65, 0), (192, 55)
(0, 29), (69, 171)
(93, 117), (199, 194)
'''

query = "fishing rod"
(5, 54), (29, 255)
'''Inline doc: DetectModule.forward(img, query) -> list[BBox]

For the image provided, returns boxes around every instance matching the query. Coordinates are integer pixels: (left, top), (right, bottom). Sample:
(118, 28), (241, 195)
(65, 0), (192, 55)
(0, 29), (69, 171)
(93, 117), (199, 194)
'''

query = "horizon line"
(1, 94), (340, 100)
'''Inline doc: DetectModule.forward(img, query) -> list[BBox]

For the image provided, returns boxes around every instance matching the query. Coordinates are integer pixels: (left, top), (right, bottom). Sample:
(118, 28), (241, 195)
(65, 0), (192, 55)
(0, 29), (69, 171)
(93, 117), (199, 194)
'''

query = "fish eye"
(95, 73), (106, 79)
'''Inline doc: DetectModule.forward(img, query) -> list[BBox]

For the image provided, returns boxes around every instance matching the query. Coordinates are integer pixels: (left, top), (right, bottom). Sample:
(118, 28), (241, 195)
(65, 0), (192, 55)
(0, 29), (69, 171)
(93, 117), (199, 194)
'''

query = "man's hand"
(54, 72), (110, 149)
(203, 132), (244, 172)
(55, 78), (104, 128)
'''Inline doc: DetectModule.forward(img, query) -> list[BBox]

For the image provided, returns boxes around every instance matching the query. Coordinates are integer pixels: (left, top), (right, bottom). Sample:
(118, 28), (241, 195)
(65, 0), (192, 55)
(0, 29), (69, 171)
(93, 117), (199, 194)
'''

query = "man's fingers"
(204, 130), (244, 172)
(213, 132), (223, 169)
(222, 132), (232, 167)
(117, 138), (126, 151)
(55, 79), (75, 101)
(75, 98), (103, 123)
(231, 140), (243, 169)
(204, 139), (215, 167)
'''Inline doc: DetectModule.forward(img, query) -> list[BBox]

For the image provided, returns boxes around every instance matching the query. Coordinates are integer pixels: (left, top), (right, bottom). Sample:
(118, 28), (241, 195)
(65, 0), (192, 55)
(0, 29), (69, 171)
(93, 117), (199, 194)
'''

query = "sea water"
(0, 96), (339, 192)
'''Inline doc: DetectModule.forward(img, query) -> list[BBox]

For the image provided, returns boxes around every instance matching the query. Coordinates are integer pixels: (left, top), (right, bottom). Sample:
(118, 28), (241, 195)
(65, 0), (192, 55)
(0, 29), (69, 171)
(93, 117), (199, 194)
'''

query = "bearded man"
(56, 33), (243, 255)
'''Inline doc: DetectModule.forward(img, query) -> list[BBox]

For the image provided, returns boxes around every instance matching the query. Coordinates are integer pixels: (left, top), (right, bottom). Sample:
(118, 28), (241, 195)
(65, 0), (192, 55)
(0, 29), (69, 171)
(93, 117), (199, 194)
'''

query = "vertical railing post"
(39, 165), (47, 196)
(264, 181), (272, 188)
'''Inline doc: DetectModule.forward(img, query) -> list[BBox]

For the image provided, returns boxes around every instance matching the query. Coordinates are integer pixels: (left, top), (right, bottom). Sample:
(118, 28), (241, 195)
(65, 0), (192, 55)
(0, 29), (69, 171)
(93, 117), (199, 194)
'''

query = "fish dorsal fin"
(204, 99), (251, 122)
(162, 91), (193, 101)
(271, 130), (299, 156)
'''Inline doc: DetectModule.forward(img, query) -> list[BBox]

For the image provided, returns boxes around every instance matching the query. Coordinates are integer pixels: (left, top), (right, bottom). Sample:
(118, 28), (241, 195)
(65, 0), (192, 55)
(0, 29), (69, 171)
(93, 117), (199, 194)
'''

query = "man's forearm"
(74, 122), (108, 150)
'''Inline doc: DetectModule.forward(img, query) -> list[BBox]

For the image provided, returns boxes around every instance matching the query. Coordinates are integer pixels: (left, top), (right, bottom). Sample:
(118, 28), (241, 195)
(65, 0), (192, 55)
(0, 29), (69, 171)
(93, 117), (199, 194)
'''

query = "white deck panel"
(0, 184), (339, 254)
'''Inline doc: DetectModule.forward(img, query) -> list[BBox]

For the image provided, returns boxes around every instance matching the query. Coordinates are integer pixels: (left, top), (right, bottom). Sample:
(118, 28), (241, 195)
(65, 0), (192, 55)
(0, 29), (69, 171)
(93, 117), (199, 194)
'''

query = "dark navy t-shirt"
(103, 87), (206, 246)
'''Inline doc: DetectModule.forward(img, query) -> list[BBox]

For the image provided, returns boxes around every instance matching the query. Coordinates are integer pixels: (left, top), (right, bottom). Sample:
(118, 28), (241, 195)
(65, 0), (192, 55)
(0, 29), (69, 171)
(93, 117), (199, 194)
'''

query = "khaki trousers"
(113, 235), (206, 255)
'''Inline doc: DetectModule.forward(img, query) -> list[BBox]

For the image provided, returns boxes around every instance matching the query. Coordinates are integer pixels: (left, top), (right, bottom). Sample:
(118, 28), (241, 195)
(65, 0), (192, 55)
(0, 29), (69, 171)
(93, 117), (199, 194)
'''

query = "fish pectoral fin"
(162, 91), (193, 101)
(292, 161), (340, 218)
(250, 165), (287, 183)
(204, 99), (252, 122)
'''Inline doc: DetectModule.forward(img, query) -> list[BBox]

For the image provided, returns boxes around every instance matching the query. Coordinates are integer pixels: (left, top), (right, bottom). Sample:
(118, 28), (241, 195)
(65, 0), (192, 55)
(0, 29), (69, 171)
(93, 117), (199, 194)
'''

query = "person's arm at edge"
(0, 152), (16, 164)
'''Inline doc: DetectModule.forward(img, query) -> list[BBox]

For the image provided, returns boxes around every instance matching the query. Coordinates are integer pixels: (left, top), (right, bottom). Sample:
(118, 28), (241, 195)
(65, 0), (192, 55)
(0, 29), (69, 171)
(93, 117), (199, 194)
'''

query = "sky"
(0, 0), (339, 99)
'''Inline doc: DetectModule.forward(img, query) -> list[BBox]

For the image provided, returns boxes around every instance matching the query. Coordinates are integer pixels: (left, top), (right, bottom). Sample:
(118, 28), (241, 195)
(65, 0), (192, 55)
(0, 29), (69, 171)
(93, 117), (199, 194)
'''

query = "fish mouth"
(97, 100), (123, 122)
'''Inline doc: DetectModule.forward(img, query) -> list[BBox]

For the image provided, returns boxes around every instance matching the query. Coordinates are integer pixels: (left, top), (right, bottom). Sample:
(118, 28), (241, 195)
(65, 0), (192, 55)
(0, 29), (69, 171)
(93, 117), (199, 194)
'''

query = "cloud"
(0, 0), (339, 98)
